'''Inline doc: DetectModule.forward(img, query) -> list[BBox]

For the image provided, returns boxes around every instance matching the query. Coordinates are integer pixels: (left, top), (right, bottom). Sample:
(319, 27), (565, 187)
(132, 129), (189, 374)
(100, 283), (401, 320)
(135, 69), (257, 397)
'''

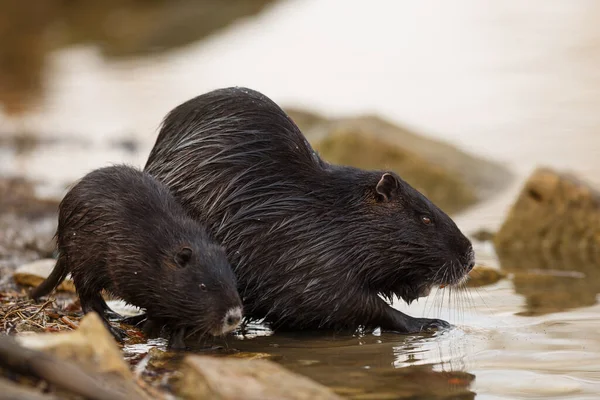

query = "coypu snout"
(173, 242), (243, 337)
(216, 306), (243, 335)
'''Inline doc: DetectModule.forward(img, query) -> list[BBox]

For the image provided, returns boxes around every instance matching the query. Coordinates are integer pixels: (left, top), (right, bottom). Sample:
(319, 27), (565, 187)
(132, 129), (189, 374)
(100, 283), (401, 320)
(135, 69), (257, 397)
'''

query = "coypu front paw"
(168, 327), (187, 351)
(379, 304), (452, 334)
(414, 317), (451, 333)
(108, 325), (128, 342)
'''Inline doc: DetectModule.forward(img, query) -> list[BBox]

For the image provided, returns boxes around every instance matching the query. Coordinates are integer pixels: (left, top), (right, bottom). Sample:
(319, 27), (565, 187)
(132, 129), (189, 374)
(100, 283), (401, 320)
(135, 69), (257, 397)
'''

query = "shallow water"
(2, 0), (600, 398)
(121, 243), (600, 399)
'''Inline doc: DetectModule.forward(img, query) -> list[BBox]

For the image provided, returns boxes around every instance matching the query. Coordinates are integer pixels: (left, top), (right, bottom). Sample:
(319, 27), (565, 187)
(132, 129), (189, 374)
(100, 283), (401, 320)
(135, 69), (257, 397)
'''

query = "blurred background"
(2, 1), (600, 399)
(2, 0), (599, 223)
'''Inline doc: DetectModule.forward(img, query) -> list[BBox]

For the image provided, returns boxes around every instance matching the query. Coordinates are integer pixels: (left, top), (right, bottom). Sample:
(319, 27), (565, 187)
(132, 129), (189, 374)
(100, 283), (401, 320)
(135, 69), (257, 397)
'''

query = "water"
(2, 0), (600, 398)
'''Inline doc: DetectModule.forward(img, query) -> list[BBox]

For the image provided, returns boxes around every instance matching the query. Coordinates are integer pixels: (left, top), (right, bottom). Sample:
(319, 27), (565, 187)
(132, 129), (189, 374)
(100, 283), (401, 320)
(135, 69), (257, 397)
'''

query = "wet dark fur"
(30, 165), (242, 346)
(144, 87), (475, 334)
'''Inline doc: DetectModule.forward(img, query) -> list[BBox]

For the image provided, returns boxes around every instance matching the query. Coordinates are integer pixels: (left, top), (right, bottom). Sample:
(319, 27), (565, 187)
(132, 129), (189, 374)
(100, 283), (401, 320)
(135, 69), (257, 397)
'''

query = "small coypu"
(145, 87), (475, 334)
(30, 165), (243, 348)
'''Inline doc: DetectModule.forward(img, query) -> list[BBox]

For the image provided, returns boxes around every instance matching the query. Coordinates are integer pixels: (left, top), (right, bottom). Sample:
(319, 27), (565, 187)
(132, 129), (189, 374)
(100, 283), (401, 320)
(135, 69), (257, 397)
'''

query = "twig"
(25, 298), (54, 321)
(59, 316), (78, 330)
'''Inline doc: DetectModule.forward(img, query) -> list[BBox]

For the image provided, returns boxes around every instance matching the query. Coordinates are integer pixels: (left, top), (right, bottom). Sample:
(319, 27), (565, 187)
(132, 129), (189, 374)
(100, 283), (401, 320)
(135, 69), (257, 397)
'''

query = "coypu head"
(161, 238), (243, 336)
(365, 171), (475, 304)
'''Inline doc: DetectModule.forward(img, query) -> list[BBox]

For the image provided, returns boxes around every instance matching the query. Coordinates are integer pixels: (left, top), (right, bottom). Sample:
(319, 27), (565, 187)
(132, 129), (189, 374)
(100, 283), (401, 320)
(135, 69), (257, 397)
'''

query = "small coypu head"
(367, 172), (475, 304)
(162, 238), (243, 337)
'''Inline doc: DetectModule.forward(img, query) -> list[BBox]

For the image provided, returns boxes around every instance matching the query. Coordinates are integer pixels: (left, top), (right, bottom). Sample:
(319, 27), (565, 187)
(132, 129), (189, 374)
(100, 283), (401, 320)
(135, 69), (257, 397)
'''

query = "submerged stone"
(177, 355), (343, 400)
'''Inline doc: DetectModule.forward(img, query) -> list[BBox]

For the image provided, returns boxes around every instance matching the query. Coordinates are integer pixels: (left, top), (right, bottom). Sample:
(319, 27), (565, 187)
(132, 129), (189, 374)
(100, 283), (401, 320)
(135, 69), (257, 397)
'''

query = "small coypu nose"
(466, 260), (475, 273)
(221, 306), (243, 334)
(227, 314), (240, 326)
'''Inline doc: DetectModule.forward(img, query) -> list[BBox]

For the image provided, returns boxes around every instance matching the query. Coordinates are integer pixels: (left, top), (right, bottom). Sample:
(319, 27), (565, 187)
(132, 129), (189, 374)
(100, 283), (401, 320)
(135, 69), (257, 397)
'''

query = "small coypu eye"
(199, 283), (207, 291)
(421, 216), (432, 225)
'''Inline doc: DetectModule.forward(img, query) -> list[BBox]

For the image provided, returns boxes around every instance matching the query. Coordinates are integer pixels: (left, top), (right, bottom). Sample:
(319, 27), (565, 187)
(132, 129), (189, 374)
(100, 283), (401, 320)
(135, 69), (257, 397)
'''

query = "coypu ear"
(375, 173), (399, 202)
(175, 247), (193, 267)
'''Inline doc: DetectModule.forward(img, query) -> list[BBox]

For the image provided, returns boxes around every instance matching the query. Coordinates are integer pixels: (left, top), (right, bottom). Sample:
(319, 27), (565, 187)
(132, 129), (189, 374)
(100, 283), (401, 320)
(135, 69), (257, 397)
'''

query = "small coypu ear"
(175, 247), (193, 267)
(375, 173), (399, 202)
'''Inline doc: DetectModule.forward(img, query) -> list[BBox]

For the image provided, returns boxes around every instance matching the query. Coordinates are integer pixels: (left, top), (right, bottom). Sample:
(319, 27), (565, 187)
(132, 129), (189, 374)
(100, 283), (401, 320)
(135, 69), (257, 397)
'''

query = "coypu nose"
(221, 306), (243, 334)
(227, 315), (240, 326)
(466, 260), (475, 273)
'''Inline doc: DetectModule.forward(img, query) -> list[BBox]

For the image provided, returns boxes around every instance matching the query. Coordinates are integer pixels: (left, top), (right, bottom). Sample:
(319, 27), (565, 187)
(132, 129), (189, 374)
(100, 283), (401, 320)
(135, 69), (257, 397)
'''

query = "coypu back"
(147, 87), (324, 185)
(145, 87), (474, 332)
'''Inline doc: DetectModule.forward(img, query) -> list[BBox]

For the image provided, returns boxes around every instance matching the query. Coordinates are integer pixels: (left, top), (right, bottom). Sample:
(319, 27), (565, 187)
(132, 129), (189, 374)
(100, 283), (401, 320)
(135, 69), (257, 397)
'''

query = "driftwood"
(0, 334), (142, 400)
(0, 377), (59, 400)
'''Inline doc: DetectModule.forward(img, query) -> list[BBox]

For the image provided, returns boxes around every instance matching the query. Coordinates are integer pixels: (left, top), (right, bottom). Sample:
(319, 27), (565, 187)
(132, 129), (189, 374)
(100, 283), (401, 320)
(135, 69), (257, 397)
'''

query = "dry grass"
(0, 290), (82, 335)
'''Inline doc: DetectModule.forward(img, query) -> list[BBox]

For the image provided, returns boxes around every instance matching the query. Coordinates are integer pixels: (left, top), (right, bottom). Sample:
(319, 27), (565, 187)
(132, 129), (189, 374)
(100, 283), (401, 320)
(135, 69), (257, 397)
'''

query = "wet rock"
(329, 387), (365, 397)
(226, 351), (275, 361)
(465, 265), (506, 288)
(0, 376), (60, 400)
(0, 331), (148, 400)
(285, 109), (512, 215)
(145, 347), (179, 370)
(494, 167), (600, 261)
(494, 168), (600, 314)
(17, 312), (132, 379)
(177, 355), (343, 400)
(13, 259), (75, 293)
(351, 393), (401, 400)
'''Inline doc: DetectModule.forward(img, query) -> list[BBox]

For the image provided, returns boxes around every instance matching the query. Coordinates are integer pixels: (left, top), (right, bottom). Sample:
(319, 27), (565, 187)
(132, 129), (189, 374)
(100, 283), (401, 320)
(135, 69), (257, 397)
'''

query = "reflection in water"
(0, 0), (276, 115)
(176, 328), (476, 399)
(117, 314), (479, 398)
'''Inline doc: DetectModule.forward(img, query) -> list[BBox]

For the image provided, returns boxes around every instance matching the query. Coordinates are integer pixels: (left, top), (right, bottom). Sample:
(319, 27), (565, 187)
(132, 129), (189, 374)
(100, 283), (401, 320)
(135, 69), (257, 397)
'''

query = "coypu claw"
(108, 324), (128, 343)
(379, 304), (452, 334)
(417, 318), (451, 333)
(168, 328), (187, 351)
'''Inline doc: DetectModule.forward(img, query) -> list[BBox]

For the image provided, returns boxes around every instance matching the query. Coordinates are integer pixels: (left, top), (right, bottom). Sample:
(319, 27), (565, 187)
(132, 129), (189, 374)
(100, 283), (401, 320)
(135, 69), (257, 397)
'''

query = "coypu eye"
(199, 283), (207, 291)
(421, 216), (432, 225)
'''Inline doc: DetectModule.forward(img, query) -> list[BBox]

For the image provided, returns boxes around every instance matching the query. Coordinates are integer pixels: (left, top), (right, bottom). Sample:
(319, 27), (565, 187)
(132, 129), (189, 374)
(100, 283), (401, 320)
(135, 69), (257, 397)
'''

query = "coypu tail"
(29, 253), (68, 300)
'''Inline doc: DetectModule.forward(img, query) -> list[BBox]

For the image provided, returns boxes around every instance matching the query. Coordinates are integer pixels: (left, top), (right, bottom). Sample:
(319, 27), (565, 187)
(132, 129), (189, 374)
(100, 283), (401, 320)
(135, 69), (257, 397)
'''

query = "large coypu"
(30, 165), (243, 348)
(144, 87), (475, 333)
